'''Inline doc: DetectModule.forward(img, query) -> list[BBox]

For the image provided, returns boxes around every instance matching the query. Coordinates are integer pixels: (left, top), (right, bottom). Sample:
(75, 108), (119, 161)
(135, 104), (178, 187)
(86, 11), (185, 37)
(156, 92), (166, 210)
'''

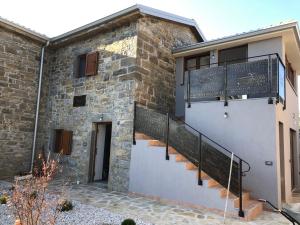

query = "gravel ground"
(0, 200), (153, 225)
(0, 181), (152, 225)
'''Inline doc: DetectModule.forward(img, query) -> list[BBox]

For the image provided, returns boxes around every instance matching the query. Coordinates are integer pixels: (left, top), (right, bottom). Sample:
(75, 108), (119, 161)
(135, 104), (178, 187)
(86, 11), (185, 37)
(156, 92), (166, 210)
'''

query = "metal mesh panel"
(168, 119), (199, 164)
(185, 67), (225, 99)
(135, 106), (166, 141)
(202, 141), (239, 195)
(135, 105), (241, 196)
(185, 56), (279, 101)
(227, 59), (269, 96)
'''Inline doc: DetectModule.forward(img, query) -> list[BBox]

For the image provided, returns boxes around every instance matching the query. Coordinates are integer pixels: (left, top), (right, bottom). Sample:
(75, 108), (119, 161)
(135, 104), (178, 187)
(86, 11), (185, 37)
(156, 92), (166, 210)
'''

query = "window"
(218, 45), (248, 65)
(185, 53), (210, 71)
(54, 129), (73, 155)
(286, 58), (296, 90)
(73, 95), (86, 107)
(76, 51), (98, 78)
(78, 54), (87, 78)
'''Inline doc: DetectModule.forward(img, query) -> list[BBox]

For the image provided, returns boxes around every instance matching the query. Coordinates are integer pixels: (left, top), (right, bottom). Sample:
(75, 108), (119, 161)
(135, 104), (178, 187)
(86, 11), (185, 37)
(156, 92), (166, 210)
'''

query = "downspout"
(30, 41), (50, 173)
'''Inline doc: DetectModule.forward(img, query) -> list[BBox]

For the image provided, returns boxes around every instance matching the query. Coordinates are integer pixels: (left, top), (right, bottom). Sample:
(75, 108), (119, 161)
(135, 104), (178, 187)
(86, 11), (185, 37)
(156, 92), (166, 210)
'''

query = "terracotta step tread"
(199, 171), (210, 180)
(185, 162), (197, 170)
(207, 179), (220, 188)
(135, 132), (153, 140)
(168, 146), (177, 154)
(148, 140), (166, 147)
(219, 188), (249, 199)
(243, 200), (262, 210)
(176, 154), (188, 162)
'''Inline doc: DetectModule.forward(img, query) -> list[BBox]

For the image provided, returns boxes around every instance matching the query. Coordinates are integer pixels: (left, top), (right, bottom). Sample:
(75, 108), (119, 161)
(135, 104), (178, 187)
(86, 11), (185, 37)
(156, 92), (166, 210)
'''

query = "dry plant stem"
(9, 154), (61, 225)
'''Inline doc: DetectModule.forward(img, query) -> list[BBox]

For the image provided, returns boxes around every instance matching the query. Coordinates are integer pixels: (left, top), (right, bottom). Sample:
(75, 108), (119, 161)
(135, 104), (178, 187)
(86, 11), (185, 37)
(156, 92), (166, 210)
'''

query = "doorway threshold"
(90, 180), (108, 189)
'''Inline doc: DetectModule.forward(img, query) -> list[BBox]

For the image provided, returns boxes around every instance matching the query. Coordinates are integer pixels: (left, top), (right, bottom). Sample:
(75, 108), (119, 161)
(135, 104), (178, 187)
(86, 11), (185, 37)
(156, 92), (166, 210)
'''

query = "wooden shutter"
(61, 130), (73, 155)
(85, 52), (98, 76)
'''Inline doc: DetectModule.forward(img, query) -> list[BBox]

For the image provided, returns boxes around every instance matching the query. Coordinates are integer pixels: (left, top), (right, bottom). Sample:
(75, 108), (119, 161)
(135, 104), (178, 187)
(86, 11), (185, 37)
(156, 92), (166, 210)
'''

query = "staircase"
(131, 104), (263, 221)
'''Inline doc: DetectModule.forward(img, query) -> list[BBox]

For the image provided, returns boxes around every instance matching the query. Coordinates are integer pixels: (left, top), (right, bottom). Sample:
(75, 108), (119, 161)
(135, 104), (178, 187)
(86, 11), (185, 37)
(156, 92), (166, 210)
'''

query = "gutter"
(30, 41), (50, 173)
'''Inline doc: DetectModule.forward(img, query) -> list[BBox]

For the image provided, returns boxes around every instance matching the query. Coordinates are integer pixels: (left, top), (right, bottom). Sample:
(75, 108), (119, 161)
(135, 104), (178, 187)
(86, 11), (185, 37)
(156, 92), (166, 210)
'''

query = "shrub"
(58, 199), (73, 212)
(9, 154), (60, 225)
(121, 218), (136, 225)
(0, 195), (7, 204)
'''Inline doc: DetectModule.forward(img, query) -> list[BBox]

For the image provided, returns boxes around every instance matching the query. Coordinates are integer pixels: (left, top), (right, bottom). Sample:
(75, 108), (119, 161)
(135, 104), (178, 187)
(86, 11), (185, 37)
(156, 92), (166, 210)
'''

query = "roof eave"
(0, 17), (49, 44)
(50, 4), (205, 43)
(173, 21), (300, 57)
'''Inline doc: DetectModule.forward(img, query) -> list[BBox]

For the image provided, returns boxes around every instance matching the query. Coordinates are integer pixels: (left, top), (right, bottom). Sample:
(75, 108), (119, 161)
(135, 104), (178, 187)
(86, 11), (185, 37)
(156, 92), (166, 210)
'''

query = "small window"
(73, 95), (86, 107)
(286, 58), (296, 90)
(218, 45), (248, 65)
(53, 129), (73, 155)
(76, 51), (98, 78)
(185, 53), (210, 71)
(78, 54), (87, 78)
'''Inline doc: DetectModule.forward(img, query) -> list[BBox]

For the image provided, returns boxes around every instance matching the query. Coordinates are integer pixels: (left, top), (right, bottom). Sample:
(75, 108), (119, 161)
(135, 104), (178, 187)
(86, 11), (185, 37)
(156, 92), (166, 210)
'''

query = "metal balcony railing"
(182, 53), (286, 108)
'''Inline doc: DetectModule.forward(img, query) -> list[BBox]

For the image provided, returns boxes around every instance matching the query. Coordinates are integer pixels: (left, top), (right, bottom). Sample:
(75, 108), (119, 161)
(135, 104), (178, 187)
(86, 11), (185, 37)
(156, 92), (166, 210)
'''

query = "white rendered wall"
(185, 98), (278, 206)
(129, 140), (237, 211)
(248, 37), (284, 61)
(275, 81), (299, 204)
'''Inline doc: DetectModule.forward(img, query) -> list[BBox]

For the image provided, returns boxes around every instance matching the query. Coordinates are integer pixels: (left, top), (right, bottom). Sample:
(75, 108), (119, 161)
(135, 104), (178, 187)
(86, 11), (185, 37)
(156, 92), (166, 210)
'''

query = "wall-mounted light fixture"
(99, 114), (103, 121)
(211, 50), (215, 59)
(224, 112), (228, 118)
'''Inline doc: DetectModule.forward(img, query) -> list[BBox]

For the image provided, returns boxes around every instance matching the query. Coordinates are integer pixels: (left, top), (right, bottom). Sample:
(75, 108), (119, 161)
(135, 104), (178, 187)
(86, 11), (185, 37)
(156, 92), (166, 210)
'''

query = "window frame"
(75, 51), (98, 78)
(77, 53), (87, 78)
(73, 95), (87, 107)
(184, 52), (210, 71)
(53, 129), (73, 155)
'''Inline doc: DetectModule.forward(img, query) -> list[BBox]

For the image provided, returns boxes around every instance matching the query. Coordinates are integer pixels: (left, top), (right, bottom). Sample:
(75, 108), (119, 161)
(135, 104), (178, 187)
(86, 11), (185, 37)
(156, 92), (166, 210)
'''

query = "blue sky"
(1, 0), (300, 40)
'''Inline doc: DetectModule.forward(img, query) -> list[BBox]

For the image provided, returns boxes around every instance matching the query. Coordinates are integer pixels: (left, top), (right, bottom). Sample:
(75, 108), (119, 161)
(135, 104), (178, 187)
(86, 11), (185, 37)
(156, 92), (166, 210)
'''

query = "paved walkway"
(48, 180), (290, 225)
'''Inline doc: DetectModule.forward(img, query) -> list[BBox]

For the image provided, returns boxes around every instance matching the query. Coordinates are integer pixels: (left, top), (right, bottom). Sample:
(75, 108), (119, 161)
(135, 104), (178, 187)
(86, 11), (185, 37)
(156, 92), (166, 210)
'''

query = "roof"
(50, 4), (206, 43)
(0, 5), (205, 45)
(0, 16), (49, 43)
(173, 21), (300, 56)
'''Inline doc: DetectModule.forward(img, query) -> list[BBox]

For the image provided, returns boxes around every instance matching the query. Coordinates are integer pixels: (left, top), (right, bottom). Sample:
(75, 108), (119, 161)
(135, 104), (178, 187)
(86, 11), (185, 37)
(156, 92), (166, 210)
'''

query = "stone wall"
(30, 17), (199, 192)
(40, 22), (138, 191)
(0, 27), (44, 178)
(135, 16), (198, 113)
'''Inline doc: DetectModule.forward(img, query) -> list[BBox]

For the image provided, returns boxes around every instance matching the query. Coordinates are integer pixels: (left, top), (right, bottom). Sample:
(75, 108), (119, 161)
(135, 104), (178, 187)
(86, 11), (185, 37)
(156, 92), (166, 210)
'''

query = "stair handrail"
(133, 102), (250, 217)
(172, 115), (251, 174)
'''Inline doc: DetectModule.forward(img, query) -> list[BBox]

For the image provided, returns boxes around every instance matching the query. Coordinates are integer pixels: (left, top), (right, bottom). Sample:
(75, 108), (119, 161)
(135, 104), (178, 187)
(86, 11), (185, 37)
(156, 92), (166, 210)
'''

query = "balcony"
(183, 54), (286, 107)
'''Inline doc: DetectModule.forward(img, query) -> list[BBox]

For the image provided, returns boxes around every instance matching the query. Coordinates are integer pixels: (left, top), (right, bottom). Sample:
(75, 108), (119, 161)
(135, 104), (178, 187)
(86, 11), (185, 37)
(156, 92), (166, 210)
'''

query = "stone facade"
(0, 13), (198, 191)
(40, 21), (138, 191)
(0, 27), (44, 178)
(135, 16), (198, 113)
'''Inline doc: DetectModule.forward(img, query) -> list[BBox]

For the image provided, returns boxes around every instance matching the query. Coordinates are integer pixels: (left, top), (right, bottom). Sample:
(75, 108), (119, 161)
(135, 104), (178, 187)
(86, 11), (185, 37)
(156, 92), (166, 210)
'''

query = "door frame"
(279, 121), (285, 202)
(88, 121), (112, 183)
(290, 128), (297, 191)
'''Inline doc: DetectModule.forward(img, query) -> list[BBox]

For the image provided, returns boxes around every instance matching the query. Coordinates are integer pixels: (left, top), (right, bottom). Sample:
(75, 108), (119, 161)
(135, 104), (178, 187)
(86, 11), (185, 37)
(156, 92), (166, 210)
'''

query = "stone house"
(1, 4), (300, 221)
(0, 5), (203, 191)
